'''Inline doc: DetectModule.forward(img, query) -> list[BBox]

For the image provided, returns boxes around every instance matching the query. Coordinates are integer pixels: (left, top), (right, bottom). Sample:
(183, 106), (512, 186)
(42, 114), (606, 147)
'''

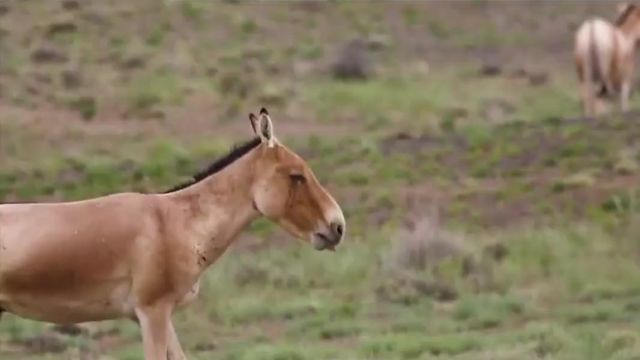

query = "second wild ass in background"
(574, 4), (640, 116)
(0, 108), (346, 360)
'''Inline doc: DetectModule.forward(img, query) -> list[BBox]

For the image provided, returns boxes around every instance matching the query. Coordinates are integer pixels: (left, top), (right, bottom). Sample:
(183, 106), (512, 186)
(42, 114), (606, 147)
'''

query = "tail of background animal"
(588, 21), (611, 98)
(576, 21), (596, 116)
(582, 22), (596, 94)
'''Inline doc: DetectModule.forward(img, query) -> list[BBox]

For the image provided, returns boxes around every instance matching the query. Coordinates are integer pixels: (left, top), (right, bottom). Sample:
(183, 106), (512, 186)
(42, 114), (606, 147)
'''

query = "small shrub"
(126, 72), (184, 115)
(331, 39), (371, 80)
(180, 1), (203, 21)
(613, 149), (639, 174)
(385, 215), (467, 272)
(552, 171), (596, 192)
(66, 96), (96, 120)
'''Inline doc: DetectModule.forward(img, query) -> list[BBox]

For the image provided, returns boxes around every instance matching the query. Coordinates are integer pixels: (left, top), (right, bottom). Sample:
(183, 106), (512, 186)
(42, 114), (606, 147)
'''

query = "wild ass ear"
(249, 112), (259, 135)
(258, 108), (275, 147)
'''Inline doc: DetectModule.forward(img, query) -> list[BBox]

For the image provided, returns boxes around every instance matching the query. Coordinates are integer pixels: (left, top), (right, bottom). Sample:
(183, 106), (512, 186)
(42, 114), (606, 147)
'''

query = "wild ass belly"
(0, 267), (200, 324)
(0, 223), (138, 322)
(0, 276), (135, 324)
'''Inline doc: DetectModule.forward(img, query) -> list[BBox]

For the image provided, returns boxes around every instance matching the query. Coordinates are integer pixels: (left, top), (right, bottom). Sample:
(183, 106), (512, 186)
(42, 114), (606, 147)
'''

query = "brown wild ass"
(574, 4), (640, 116)
(0, 108), (345, 360)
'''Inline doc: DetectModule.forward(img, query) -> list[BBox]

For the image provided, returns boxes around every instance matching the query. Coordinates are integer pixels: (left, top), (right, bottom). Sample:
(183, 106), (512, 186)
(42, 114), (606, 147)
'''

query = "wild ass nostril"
(331, 222), (344, 237)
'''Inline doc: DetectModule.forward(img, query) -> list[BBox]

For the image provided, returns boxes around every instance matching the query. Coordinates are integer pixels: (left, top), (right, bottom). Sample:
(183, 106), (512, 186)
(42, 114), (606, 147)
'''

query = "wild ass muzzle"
(0, 108), (345, 360)
(574, 4), (640, 116)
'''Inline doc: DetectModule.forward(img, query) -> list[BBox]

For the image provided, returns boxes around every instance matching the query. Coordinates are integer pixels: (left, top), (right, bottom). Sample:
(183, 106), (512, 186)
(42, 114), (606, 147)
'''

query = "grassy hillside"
(1, 1), (639, 359)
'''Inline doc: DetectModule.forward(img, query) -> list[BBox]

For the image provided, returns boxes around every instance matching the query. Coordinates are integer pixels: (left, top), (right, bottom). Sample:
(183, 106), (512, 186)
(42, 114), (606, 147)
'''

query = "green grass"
(125, 71), (187, 115)
(452, 26), (531, 49)
(303, 76), (454, 126)
(303, 71), (578, 133)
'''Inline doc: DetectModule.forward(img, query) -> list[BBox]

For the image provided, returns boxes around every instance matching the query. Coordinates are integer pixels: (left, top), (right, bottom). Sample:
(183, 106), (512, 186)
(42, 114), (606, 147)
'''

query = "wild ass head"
(248, 108), (345, 251)
(616, 3), (640, 41)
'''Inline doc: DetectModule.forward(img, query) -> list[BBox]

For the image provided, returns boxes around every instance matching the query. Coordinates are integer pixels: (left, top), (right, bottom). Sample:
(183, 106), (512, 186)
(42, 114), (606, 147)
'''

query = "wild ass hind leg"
(580, 80), (596, 117)
(620, 81), (631, 113)
(167, 321), (187, 360)
(136, 302), (173, 360)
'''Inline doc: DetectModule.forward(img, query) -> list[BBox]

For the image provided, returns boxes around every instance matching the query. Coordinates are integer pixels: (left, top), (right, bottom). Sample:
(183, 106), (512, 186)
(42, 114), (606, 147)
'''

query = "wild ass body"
(574, 4), (640, 116)
(0, 109), (345, 360)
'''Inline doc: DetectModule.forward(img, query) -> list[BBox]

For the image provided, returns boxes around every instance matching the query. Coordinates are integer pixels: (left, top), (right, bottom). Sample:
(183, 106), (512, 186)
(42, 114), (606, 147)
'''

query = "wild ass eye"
(289, 173), (306, 184)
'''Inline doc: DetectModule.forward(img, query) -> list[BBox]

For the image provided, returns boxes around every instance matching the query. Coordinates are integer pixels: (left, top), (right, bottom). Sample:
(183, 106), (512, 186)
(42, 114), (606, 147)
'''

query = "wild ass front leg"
(136, 303), (172, 360)
(167, 321), (187, 360)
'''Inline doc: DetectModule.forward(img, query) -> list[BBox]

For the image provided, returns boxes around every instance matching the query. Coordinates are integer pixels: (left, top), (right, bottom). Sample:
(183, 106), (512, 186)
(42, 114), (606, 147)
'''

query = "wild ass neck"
(164, 146), (261, 265)
(617, 17), (639, 42)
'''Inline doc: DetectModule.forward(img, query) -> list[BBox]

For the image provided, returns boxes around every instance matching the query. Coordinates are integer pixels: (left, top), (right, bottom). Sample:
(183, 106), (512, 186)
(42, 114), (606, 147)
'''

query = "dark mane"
(164, 137), (262, 193)
(616, 4), (635, 26)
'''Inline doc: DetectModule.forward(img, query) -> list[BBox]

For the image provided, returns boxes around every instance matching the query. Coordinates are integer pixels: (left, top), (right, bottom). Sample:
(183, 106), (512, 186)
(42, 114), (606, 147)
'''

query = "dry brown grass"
(385, 212), (468, 273)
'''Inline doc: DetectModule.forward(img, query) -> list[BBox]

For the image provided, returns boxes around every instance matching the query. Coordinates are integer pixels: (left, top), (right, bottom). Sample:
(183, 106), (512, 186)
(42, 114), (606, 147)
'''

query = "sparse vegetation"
(1, 1), (640, 359)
